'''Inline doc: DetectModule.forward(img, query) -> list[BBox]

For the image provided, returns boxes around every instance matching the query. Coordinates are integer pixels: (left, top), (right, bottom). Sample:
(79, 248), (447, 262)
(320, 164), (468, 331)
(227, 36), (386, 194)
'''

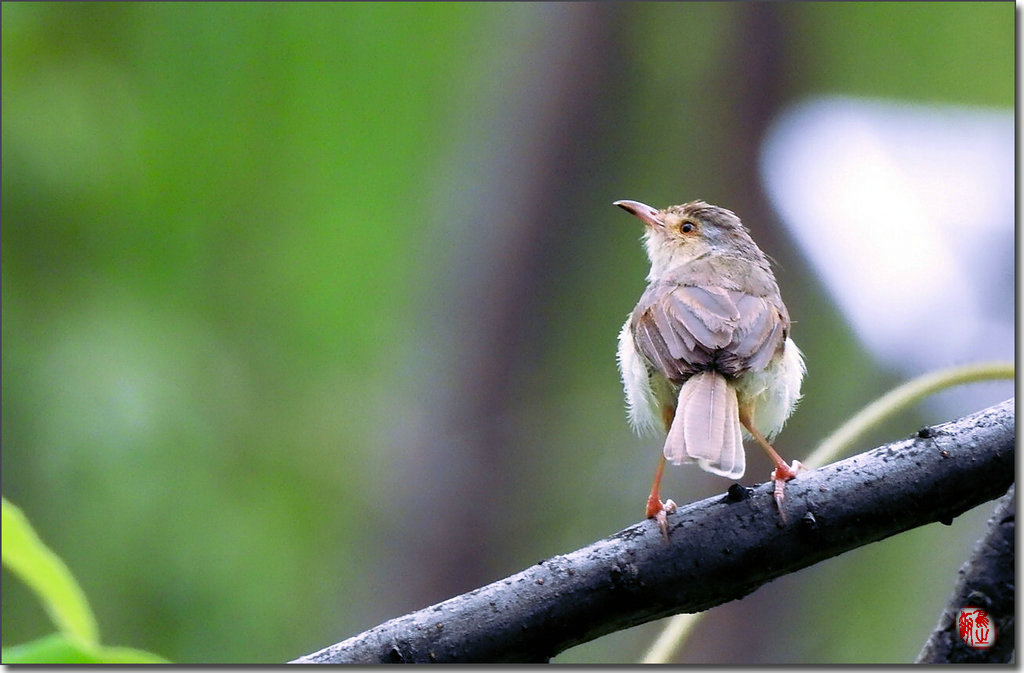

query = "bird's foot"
(646, 496), (677, 540)
(770, 460), (807, 512)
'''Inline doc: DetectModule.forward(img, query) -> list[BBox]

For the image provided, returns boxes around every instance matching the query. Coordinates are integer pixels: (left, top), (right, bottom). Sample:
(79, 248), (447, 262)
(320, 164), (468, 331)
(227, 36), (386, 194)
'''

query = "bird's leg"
(646, 405), (679, 539)
(645, 454), (677, 539)
(739, 409), (805, 512)
(645, 453), (667, 518)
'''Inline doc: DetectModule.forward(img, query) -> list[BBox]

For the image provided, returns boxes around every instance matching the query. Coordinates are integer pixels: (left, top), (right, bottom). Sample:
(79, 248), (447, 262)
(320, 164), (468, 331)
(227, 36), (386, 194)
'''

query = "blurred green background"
(2, 2), (1013, 664)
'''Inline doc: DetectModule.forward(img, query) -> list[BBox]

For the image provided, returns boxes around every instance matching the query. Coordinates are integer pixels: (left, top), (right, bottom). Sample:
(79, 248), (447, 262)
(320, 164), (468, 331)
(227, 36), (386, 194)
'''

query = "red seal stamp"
(957, 607), (995, 649)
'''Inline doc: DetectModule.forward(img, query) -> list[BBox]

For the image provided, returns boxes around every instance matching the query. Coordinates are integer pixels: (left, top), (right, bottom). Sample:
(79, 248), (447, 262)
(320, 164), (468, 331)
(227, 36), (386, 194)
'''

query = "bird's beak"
(613, 200), (663, 229)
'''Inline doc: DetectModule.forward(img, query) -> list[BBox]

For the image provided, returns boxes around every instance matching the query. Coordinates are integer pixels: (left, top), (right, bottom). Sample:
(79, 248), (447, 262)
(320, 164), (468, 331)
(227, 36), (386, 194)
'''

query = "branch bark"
(292, 398), (1014, 664)
(916, 484), (1015, 663)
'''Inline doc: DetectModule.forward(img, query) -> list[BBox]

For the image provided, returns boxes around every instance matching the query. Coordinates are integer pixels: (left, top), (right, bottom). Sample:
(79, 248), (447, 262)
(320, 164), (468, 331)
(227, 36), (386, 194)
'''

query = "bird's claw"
(770, 460), (807, 515)
(648, 498), (677, 541)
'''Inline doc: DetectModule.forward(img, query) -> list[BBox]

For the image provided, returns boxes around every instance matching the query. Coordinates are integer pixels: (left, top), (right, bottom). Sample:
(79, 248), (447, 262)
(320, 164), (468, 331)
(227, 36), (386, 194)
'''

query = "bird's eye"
(681, 221), (694, 233)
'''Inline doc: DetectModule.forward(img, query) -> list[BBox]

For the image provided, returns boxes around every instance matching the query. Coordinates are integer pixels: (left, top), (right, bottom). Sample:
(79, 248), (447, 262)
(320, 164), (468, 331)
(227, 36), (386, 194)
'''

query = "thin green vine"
(803, 361), (1014, 469)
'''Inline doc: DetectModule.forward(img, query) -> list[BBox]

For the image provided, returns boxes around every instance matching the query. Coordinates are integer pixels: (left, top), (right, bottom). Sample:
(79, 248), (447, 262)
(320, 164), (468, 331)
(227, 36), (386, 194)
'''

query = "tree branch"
(916, 484), (1015, 663)
(292, 398), (1014, 664)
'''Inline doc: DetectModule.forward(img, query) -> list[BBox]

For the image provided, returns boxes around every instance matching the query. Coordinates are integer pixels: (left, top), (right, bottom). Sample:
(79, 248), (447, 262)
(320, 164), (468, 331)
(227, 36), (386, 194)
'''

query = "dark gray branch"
(916, 484), (1015, 663)
(292, 398), (1014, 664)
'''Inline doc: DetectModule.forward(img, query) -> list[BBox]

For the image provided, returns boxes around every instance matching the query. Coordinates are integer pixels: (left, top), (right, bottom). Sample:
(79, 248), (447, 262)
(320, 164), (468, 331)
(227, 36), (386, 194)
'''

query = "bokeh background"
(2, 2), (1013, 664)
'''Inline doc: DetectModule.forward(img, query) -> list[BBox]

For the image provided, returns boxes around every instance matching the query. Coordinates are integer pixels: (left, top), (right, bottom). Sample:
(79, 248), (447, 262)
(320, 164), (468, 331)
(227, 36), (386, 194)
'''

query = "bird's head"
(614, 199), (762, 280)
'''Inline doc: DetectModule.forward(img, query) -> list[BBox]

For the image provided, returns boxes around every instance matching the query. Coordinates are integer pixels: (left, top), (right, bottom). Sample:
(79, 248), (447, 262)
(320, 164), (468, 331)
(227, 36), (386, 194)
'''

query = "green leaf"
(1, 497), (99, 645)
(1, 498), (171, 663)
(2, 633), (100, 664)
(1, 633), (169, 664)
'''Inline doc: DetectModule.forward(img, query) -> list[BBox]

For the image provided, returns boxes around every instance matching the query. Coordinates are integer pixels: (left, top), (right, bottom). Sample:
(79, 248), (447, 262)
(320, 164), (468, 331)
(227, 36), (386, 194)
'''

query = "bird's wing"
(631, 280), (788, 380)
(718, 292), (787, 373)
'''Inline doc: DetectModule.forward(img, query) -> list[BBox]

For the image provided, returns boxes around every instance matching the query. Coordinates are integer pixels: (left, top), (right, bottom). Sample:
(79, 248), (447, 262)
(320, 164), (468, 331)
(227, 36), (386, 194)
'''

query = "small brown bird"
(614, 199), (805, 534)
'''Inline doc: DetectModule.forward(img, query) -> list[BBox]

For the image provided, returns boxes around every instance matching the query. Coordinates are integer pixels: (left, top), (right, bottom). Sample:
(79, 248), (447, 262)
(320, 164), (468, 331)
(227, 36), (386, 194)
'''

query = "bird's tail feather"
(664, 371), (745, 479)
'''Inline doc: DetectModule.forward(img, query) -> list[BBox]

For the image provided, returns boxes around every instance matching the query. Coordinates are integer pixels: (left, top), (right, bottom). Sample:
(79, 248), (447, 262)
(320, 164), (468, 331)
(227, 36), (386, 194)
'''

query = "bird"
(614, 199), (806, 536)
